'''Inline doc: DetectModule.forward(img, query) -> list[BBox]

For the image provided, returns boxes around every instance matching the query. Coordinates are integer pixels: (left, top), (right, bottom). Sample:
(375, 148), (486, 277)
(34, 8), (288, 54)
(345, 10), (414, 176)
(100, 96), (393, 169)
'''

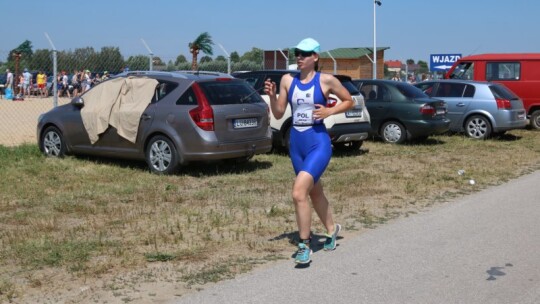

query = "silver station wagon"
(414, 79), (527, 139)
(37, 71), (272, 174)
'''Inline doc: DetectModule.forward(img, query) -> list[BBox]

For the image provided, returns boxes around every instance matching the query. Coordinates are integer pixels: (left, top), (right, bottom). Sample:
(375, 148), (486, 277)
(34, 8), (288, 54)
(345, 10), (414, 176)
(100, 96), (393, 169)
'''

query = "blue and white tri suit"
(287, 72), (332, 183)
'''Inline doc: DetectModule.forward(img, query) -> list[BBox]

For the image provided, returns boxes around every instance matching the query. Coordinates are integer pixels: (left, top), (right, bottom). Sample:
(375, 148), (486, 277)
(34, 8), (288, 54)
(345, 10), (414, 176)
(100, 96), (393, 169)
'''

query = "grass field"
(1, 129), (539, 303)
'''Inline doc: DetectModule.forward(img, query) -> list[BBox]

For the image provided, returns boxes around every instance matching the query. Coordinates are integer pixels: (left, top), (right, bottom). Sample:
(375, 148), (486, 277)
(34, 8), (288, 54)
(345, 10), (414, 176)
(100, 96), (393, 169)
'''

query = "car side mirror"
(71, 97), (84, 107)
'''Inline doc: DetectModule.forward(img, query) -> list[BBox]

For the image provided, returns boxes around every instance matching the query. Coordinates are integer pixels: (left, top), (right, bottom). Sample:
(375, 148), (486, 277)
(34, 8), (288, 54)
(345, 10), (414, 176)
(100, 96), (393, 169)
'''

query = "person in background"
(264, 38), (353, 265)
(36, 70), (47, 98)
(93, 73), (101, 86)
(23, 68), (32, 97)
(5, 69), (14, 99)
(83, 70), (92, 92)
(71, 70), (81, 97)
(101, 71), (110, 82)
(18, 73), (24, 97)
(391, 72), (400, 81)
(59, 71), (71, 98)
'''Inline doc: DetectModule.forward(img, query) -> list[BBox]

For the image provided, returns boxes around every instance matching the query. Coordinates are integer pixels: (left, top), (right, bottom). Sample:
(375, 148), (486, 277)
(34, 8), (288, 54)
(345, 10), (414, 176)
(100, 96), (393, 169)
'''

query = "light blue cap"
(295, 38), (320, 53)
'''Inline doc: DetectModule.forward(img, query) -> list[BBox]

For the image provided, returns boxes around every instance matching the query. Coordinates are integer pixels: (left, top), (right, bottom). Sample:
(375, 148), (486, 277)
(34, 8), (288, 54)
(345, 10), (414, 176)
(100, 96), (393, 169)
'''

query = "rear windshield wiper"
(240, 86), (264, 103)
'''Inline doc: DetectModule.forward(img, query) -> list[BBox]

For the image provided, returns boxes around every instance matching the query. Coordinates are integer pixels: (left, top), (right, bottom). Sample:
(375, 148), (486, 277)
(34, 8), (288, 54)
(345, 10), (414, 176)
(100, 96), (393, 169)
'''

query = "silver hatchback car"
(37, 71), (272, 174)
(414, 80), (527, 139)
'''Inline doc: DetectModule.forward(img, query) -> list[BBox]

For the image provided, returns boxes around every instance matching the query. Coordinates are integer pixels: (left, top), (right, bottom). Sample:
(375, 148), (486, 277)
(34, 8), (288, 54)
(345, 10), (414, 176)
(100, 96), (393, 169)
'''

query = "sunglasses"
(294, 49), (315, 57)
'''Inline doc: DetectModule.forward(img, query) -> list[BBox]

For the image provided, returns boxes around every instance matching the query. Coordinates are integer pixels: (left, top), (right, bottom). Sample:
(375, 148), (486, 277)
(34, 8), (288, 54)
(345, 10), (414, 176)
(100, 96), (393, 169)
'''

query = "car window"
(341, 80), (361, 95)
(199, 81), (264, 105)
(395, 83), (426, 99)
(435, 83), (466, 98)
(463, 85), (475, 97)
(486, 62), (520, 81)
(489, 84), (519, 100)
(361, 84), (390, 101)
(241, 76), (260, 89)
(154, 81), (178, 103)
(176, 87), (198, 105)
(414, 83), (435, 96)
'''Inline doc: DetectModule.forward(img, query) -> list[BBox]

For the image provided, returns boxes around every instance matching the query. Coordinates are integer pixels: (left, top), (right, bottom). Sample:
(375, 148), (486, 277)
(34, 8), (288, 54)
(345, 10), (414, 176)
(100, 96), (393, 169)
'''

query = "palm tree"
(188, 32), (214, 71)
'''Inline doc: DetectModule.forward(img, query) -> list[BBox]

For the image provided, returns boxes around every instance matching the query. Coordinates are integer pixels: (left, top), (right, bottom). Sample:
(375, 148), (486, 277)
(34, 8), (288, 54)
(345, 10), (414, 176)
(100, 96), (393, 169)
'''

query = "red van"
(445, 53), (540, 129)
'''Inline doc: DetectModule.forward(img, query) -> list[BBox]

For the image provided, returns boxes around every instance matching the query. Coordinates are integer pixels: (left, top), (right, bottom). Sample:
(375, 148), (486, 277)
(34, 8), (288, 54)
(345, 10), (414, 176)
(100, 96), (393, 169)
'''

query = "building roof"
(318, 47), (390, 59)
(385, 60), (402, 68)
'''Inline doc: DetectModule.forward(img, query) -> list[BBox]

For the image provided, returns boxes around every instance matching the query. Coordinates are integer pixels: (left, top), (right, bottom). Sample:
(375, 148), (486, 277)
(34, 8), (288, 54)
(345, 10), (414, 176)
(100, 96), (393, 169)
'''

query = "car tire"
(284, 127), (291, 153)
(333, 141), (363, 152)
(381, 121), (406, 144)
(465, 115), (492, 139)
(40, 126), (67, 157)
(530, 110), (540, 130)
(146, 135), (180, 175)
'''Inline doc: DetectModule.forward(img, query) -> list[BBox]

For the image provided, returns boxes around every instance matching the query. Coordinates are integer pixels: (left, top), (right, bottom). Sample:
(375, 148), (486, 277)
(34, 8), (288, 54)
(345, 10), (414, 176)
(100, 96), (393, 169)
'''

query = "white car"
(233, 70), (371, 151)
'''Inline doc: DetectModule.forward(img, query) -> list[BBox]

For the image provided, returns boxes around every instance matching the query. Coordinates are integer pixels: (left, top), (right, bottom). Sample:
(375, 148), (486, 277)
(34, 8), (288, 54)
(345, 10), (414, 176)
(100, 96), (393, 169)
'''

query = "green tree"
(200, 55), (213, 63)
(188, 32), (214, 71)
(417, 60), (429, 74)
(126, 55), (150, 70)
(200, 61), (227, 73)
(215, 55), (226, 62)
(230, 51), (240, 63)
(30, 49), (52, 73)
(8, 40), (34, 73)
(240, 48), (263, 63)
(175, 54), (187, 65)
(97, 47), (124, 73)
(406, 59), (415, 65)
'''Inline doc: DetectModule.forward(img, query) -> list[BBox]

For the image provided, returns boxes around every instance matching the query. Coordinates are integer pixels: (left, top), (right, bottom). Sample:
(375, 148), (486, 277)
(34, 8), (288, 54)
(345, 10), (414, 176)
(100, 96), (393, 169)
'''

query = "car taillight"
(189, 83), (214, 131)
(496, 98), (512, 110)
(419, 104), (436, 115)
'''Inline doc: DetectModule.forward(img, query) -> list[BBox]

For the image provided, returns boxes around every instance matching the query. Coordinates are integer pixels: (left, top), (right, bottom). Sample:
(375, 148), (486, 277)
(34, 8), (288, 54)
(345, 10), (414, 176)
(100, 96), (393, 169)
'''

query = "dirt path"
(0, 96), (71, 147)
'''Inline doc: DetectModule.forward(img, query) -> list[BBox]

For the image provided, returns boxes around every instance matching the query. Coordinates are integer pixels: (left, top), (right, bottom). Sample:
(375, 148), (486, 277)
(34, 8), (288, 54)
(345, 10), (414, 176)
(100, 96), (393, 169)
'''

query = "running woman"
(264, 38), (354, 264)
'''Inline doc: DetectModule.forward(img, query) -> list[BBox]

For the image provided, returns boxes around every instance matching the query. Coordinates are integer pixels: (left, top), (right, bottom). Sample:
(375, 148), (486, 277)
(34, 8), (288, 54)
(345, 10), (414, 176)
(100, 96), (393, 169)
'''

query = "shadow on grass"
(72, 155), (273, 176)
(365, 136), (447, 146)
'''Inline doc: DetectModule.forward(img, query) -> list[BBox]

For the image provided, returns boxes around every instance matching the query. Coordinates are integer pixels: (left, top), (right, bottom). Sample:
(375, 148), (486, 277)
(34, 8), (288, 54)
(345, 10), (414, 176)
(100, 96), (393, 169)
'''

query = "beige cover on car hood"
(81, 77), (158, 144)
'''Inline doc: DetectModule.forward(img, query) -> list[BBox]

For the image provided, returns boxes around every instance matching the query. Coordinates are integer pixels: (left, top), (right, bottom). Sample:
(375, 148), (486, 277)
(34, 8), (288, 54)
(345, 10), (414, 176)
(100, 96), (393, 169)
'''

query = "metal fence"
(0, 45), (285, 147)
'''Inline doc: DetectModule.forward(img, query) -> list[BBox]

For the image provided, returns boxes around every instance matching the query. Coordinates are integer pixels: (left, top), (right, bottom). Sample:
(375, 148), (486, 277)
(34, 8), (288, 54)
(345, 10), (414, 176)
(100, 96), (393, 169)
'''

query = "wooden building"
(318, 47), (390, 79)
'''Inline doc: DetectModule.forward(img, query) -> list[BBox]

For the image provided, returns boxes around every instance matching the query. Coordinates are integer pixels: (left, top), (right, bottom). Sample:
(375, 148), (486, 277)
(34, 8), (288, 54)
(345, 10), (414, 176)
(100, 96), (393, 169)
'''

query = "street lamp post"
(373, 0), (382, 79)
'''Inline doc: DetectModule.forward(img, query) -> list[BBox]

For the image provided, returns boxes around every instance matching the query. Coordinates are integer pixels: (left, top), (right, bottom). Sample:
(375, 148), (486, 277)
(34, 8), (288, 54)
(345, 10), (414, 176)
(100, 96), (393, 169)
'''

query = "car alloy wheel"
(531, 110), (540, 130)
(465, 115), (492, 139)
(381, 121), (406, 144)
(41, 126), (66, 157)
(146, 135), (179, 175)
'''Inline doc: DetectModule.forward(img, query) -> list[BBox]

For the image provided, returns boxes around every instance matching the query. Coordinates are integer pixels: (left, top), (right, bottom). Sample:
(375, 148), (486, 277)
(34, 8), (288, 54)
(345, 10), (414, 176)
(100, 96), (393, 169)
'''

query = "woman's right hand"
(264, 78), (276, 99)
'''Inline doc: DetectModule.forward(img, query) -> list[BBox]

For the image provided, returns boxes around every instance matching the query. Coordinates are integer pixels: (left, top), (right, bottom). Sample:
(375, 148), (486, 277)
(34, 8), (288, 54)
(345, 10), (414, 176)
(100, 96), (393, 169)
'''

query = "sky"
(1, 0), (539, 64)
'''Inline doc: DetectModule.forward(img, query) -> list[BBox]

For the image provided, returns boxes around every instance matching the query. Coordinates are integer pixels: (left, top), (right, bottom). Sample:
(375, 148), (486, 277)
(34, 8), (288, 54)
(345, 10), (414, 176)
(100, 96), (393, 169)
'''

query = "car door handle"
(141, 114), (152, 120)
(456, 103), (466, 107)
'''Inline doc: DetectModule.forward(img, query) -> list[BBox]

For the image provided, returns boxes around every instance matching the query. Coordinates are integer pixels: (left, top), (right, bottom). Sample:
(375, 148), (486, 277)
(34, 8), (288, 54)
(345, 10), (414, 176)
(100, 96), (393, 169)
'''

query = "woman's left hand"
(313, 104), (332, 120)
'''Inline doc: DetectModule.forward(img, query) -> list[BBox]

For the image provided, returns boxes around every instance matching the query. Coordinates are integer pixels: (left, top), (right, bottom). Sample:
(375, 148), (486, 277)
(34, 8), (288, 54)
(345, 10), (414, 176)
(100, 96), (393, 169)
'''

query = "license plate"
(436, 109), (446, 115)
(233, 118), (258, 129)
(345, 109), (362, 118)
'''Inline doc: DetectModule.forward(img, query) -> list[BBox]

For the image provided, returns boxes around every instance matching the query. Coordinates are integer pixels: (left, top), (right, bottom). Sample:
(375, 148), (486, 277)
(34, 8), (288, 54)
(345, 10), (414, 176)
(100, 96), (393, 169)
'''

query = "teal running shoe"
(323, 223), (341, 251)
(294, 243), (312, 264)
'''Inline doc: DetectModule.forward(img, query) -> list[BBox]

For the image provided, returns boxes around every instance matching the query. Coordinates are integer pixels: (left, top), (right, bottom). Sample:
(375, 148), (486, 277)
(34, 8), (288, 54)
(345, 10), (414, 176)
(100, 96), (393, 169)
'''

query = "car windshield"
(341, 80), (361, 95)
(199, 80), (264, 105)
(449, 62), (474, 80)
(395, 83), (428, 98)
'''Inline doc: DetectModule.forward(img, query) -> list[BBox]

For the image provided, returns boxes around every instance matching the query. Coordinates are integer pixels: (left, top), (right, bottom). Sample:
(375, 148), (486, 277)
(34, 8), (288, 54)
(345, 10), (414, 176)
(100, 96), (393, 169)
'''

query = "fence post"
(45, 32), (58, 107)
